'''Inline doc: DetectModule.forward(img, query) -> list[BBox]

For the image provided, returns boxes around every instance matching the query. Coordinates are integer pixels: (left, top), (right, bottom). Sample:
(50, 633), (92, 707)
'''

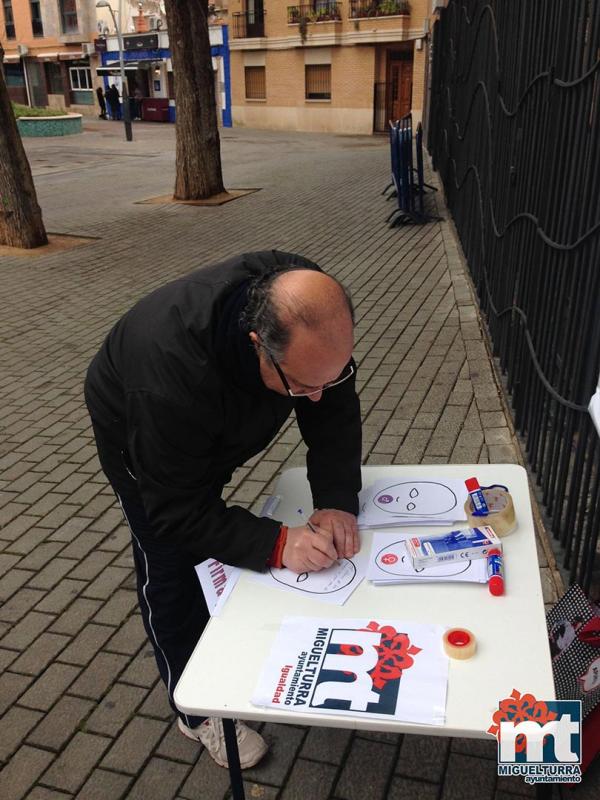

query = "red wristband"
(267, 525), (288, 569)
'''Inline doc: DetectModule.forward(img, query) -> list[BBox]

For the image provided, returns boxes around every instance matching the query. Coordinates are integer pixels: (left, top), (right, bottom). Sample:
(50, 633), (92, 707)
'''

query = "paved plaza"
(0, 121), (597, 799)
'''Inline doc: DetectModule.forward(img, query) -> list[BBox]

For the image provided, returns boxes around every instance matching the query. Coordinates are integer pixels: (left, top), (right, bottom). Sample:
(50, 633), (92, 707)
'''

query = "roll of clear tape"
(443, 628), (477, 659)
(464, 487), (516, 537)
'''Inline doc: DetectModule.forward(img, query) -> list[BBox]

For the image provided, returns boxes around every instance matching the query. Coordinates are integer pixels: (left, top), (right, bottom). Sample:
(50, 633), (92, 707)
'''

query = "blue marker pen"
(465, 477), (489, 516)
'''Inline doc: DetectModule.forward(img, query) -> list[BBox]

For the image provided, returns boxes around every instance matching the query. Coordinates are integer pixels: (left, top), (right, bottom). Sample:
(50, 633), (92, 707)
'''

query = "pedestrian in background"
(107, 84), (121, 121)
(133, 86), (143, 120)
(96, 86), (107, 120)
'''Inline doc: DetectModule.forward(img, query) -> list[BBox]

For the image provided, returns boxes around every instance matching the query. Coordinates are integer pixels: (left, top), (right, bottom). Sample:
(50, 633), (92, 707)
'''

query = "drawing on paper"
(358, 478), (468, 529)
(249, 551), (367, 606)
(374, 541), (471, 578)
(269, 559), (357, 595)
(366, 532), (487, 584)
(371, 481), (459, 517)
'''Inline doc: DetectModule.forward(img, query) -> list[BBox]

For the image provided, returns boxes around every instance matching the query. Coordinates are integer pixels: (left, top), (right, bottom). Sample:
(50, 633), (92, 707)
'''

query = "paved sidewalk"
(0, 122), (596, 799)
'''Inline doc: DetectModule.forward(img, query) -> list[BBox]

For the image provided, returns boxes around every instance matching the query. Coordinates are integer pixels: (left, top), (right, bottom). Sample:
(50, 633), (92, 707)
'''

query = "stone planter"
(16, 113), (83, 137)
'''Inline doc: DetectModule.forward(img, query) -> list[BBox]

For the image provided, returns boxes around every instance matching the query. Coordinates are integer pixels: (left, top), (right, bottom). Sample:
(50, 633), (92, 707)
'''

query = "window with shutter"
(245, 66), (266, 100)
(3, 0), (15, 38)
(30, 0), (43, 36)
(305, 64), (331, 100)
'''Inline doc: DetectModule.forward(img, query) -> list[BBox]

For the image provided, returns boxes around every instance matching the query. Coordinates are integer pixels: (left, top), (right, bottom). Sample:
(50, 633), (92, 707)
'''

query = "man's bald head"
(242, 268), (354, 362)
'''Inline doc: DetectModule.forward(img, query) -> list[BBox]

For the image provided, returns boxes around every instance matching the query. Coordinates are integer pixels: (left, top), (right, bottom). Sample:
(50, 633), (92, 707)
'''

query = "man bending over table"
(84, 250), (362, 768)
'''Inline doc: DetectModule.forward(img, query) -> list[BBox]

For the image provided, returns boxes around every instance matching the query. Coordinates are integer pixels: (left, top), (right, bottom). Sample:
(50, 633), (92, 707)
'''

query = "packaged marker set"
(407, 525), (502, 569)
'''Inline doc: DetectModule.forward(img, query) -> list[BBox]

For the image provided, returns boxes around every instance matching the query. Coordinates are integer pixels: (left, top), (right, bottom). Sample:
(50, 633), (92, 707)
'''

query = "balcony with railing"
(349, 0), (410, 18)
(287, 3), (342, 24)
(232, 10), (266, 38)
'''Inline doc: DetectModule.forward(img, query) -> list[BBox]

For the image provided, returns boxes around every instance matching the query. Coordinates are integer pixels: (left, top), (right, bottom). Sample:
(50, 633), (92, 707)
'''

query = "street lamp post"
(96, 0), (132, 142)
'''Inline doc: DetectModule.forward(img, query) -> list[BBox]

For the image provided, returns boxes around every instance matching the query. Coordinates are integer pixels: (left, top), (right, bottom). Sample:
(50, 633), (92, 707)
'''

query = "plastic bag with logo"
(546, 584), (600, 772)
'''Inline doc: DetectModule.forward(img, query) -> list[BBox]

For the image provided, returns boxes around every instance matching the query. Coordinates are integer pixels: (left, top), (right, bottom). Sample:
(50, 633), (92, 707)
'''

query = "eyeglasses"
(270, 357), (355, 398)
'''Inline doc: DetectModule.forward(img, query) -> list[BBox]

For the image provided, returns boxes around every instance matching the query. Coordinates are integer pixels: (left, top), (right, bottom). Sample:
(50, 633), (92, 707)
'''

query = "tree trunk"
(164, 0), (225, 200)
(0, 46), (48, 248)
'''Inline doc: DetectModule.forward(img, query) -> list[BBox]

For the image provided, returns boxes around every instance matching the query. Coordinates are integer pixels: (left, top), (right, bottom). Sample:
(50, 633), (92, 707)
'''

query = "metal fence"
(349, 0), (410, 18)
(287, 3), (342, 23)
(231, 10), (265, 39)
(428, 0), (600, 593)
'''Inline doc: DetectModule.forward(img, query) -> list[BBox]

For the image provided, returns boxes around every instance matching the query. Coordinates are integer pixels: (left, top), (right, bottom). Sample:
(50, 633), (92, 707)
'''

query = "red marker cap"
(465, 477), (480, 492)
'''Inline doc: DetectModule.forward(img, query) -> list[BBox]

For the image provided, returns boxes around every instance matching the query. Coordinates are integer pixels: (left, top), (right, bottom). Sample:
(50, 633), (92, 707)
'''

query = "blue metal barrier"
(385, 114), (440, 226)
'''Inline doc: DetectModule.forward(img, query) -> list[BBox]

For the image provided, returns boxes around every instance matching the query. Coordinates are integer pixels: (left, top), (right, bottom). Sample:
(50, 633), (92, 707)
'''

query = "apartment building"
(228, 0), (432, 134)
(1, 0), (98, 113)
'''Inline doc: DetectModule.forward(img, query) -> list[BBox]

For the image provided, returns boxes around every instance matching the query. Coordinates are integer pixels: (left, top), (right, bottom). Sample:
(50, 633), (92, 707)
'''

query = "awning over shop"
(96, 60), (151, 75)
(5, 51), (86, 63)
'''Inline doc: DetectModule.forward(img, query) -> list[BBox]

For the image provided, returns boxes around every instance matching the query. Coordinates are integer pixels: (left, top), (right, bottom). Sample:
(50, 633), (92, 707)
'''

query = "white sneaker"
(177, 717), (268, 769)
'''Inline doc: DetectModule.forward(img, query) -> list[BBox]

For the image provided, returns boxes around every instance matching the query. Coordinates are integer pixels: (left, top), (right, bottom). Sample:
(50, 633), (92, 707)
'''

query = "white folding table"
(174, 465), (555, 799)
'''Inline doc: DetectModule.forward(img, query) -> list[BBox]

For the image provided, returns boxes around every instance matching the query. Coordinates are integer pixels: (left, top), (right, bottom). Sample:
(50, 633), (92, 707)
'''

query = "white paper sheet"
(195, 559), (241, 616)
(366, 533), (487, 584)
(193, 494), (284, 616)
(252, 616), (448, 725)
(358, 478), (469, 528)
(248, 548), (367, 606)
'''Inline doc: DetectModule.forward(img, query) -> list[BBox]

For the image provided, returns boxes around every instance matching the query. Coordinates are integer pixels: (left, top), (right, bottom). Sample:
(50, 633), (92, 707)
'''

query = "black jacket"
(84, 251), (362, 570)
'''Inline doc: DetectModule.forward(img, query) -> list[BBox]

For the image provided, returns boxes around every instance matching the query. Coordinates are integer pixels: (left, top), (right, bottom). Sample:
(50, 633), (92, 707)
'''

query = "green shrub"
(11, 103), (68, 118)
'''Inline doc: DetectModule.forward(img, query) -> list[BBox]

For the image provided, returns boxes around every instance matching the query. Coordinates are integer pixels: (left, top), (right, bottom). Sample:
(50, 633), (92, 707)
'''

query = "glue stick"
(465, 477), (489, 516)
(487, 548), (504, 596)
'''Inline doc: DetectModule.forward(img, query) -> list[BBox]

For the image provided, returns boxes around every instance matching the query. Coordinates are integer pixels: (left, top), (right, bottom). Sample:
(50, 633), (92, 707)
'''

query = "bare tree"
(0, 46), (48, 248)
(163, 0), (225, 200)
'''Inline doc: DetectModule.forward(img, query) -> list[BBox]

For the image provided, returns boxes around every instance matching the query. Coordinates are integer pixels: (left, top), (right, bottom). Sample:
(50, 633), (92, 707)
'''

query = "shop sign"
(124, 34), (159, 51)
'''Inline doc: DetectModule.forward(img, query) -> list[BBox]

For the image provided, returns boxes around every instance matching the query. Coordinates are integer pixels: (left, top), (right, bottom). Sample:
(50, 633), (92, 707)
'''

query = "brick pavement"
(1, 121), (597, 799)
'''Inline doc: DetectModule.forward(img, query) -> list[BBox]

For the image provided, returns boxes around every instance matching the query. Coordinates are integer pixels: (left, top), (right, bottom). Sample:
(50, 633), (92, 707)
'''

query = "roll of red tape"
(443, 628), (477, 659)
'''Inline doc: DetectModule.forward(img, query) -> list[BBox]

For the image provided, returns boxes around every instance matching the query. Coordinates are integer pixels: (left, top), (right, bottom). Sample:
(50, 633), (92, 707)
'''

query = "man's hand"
(282, 524), (338, 574)
(308, 509), (359, 559)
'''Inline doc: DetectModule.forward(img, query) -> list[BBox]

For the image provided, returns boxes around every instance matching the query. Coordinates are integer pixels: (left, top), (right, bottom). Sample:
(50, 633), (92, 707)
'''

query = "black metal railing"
(350, 0), (410, 19)
(287, 3), (342, 24)
(232, 10), (265, 38)
(429, 1), (600, 594)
